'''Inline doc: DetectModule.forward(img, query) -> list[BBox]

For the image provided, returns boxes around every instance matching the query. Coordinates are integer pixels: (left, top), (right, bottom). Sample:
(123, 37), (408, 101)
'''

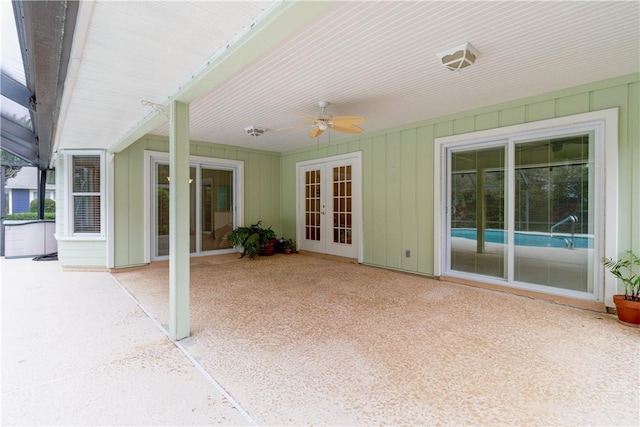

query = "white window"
(67, 152), (105, 236)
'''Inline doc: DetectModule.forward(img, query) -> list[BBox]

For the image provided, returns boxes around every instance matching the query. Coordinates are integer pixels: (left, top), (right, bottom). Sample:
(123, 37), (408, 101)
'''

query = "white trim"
(434, 108), (619, 306)
(296, 151), (363, 263)
(143, 151), (152, 264)
(50, 0), (95, 168)
(107, 153), (115, 268)
(144, 150), (244, 261)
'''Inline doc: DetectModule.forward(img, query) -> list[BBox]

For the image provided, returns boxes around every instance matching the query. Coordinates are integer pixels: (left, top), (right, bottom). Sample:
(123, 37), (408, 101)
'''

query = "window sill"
(56, 235), (106, 242)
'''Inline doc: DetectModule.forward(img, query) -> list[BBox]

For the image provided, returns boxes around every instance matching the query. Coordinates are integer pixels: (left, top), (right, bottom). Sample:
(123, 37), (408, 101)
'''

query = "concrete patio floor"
(2, 253), (639, 426)
(1, 257), (250, 426)
(113, 253), (639, 426)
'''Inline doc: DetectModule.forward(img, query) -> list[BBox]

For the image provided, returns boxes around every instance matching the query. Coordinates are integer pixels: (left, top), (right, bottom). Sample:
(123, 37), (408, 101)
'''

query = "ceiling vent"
(437, 42), (479, 72)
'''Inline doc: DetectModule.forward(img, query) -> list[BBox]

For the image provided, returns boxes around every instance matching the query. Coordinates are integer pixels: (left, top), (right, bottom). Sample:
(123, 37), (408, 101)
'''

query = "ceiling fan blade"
(330, 116), (366, 125)
(331, 124), (364, 134)
(309, 127), (324, 138)
(273, 124), (306, 131)
(301, 116), (320, 123)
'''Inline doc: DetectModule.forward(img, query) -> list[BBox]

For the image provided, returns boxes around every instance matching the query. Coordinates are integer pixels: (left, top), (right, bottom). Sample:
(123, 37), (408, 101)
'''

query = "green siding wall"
(112, 135), (281, 268)
(280, 73), (640, 276)
(57, 240), (107, 268)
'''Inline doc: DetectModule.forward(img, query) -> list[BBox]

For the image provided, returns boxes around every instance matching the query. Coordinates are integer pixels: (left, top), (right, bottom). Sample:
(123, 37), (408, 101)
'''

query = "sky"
(1, 0), (25, 84)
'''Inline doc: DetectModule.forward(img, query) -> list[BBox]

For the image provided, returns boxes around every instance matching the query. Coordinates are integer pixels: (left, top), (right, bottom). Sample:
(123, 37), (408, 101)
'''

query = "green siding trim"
(280, 74), (640, 277)
(111, 135), (281, 268)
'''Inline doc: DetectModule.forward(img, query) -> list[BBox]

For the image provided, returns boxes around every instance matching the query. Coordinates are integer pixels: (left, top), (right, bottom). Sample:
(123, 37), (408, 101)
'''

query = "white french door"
(297, 153), (362, 260)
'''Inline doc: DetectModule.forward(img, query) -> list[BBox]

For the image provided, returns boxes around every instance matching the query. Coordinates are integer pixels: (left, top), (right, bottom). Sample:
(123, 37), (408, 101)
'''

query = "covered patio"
(112, 253), (639, 425)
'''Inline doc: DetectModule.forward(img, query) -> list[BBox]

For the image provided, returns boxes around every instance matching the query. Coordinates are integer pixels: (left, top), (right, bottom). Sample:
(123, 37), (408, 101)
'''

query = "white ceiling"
(55, 0), (640, 154)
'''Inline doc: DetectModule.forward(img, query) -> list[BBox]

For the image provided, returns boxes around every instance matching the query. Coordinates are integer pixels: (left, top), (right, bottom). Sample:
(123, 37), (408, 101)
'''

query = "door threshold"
(440, 275), (606, 312)
(297, 250), (358, 264)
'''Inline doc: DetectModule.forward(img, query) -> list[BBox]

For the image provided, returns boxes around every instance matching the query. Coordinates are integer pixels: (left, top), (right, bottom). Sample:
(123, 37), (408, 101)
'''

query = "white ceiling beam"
(108, 0), (335, 154)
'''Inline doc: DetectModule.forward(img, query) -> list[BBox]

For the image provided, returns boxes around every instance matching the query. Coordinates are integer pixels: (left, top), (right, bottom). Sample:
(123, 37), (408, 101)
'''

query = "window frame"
(65, 151), (106, 239)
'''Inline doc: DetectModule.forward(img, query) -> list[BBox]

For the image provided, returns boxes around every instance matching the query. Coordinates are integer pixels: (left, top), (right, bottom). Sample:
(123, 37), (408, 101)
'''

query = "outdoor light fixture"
(245, 126), (265, 138)
(437, 42), (479, 72)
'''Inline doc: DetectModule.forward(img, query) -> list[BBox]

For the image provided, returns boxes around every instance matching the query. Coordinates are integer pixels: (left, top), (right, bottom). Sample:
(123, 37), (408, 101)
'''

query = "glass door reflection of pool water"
(448, 131), (596, 296)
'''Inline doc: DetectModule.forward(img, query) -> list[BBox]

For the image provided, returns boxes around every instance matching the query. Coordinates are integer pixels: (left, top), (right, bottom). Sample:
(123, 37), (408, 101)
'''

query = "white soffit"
(57, 1), (639, 154)
(55, 0), (277, 151)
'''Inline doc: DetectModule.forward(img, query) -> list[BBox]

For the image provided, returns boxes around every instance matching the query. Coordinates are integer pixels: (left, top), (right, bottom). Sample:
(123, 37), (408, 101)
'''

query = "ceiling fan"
(301, 101), (365, 138)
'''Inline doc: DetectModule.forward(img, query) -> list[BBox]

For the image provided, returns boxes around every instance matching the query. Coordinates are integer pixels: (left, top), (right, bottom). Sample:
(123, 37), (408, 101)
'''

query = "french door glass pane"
(305, 170), (321, 241)
(201, 168), (233, 251)
(514, 134), (594, 292)
(450, 146), (506, 279)
(332, 165), (352, 244)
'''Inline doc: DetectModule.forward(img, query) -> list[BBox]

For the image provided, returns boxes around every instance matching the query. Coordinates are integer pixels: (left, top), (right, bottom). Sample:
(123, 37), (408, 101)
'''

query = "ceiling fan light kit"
(302, 101), (366, 138)
(437, 42), (479, 72)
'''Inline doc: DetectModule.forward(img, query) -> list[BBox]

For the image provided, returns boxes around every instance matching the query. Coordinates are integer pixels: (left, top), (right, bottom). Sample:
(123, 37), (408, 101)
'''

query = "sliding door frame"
(144, 150), (244, 262)
(434, 109), (619, 305)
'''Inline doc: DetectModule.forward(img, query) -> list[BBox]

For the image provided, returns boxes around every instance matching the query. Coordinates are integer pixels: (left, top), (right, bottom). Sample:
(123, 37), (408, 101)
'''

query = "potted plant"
(284, 240), (297, 255)
(227, 221), (277, 259)
(602, 250), (640, 326)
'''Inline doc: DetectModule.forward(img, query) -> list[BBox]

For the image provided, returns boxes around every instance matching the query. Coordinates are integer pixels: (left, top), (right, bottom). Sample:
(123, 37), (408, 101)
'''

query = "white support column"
(169, 100), (190, 341)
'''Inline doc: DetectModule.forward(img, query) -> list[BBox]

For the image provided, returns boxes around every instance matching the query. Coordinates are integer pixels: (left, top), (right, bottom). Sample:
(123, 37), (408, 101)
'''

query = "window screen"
(72, 155), (101, 233)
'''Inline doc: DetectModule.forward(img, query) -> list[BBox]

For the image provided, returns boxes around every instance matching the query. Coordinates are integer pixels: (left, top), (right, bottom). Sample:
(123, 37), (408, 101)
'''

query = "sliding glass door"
(154, 164), (196, 257)
(450, 146), (506, 279)
(446, 129), (597, 298)
(513, 134), (595, 293)
(151, 157), (239, 260)
(201, 168), (233, 252)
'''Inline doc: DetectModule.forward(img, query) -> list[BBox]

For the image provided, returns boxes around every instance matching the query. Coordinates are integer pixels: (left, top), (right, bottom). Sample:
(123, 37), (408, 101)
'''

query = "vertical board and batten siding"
(111, 135), (281, 268)
(280, 74), (640, 277)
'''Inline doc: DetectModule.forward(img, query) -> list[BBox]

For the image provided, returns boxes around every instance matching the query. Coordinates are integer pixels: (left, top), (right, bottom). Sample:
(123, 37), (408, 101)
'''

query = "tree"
(0, 150), (24, 179)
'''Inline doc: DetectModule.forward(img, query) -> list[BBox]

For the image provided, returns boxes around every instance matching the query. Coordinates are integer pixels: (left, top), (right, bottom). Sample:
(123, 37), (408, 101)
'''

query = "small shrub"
(29, 198), (56, 213)
(5, 212), (55, 220)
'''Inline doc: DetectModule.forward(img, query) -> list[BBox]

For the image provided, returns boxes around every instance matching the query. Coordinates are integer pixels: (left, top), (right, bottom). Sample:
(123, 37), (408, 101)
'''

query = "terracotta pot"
(261, 239), (276, 256)
(613, 294), (640, 326)
(284, 248), (292, 254)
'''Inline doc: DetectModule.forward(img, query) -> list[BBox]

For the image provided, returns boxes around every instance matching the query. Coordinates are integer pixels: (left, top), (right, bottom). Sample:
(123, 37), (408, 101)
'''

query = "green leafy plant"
(227, 221), (276, 259)
(602, 250), (640, 301)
